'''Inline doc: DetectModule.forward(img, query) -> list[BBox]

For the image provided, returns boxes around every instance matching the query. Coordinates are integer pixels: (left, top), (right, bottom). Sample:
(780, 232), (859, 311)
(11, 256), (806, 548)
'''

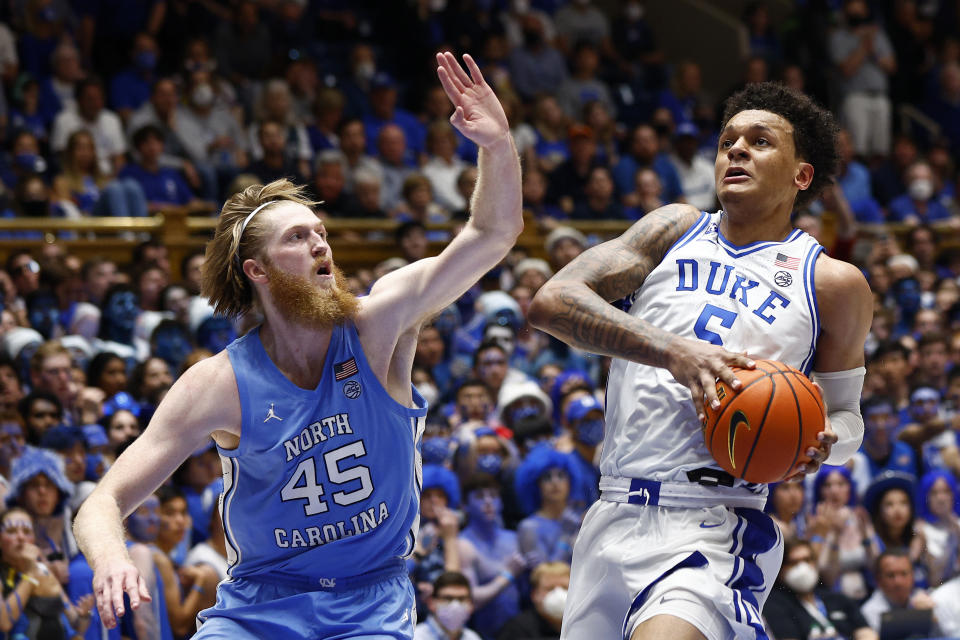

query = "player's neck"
(260, 320), (334, 390)
(719, 207), (793, 246)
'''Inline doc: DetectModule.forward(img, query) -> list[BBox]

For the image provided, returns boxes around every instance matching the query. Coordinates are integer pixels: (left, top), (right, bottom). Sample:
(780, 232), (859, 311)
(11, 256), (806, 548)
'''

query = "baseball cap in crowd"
(102, 391), (141, 418)
(82, 424), (109, 448)
(675, 121), (699, 138)
(513, 258), (553, 283)
(476, 291), (522, 329)
(498, 379), (552, 422)
(863, 470), (917, 515)
(370, 72), (397, 91)
(545, 227), (588, 255)
(564, 395), (603, 424)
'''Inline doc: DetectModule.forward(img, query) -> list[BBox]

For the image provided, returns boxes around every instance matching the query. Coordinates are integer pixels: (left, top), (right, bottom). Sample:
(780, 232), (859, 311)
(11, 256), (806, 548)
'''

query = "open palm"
(436, 52), (510, 148)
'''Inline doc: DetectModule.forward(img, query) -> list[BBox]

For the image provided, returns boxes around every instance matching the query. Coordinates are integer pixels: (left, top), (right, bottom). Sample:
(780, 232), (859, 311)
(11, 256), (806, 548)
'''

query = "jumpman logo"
(264, 403), (283, 422)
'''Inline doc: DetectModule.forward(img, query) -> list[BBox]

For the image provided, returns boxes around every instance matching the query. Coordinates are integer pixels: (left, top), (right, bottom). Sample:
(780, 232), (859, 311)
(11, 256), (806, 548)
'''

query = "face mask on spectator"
(542, 587), (568, 619)
(435, 600), (471, 632)
(191, 84), (215, 108)
(783, 561), (819, 593)
(416, 382), (439, 407)
(14, 153), (46, 174)
(908, 179), (934, 202)
(355, 62), (375, 81)
(576, 419), (604, 446)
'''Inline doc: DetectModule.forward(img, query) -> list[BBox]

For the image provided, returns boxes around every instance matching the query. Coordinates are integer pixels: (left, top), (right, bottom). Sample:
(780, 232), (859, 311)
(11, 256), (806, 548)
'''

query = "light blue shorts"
(194, 563), (416, 639)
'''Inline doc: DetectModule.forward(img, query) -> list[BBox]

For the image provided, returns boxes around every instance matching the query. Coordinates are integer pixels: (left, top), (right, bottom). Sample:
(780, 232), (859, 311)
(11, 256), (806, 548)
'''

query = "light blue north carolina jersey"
(603, 211), (823, 485)
(220, 323), (426, 583)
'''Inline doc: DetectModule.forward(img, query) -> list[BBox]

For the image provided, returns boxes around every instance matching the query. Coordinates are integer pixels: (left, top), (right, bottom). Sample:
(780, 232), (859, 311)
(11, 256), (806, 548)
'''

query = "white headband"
(235, 201), (280, 266)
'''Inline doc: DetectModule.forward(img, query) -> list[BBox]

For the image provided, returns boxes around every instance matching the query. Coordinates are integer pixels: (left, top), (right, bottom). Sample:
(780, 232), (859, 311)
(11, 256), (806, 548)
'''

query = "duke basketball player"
(73, 52), (523, 640)
(530, 83), (873, 640)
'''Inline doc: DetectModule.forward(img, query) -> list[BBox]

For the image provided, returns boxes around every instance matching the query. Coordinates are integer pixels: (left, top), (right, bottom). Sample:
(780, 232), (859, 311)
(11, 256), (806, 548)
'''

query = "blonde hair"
(531, 562), (570, 590)
(201, 179), (318, 318)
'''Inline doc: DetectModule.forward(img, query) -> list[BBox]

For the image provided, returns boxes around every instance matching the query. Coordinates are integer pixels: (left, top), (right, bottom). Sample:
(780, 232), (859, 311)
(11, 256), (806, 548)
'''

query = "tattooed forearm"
(529, 203), (700, 367)
(544, 286), (677, 366)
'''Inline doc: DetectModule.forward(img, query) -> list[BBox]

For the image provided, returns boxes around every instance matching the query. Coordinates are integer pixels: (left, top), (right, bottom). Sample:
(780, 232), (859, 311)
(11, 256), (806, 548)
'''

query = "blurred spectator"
(623, 167), (666, 220)
(851, 397), (918, 491)
(213, 0), (272, 85)
(613, 123), (682, 204)
(657, 60), (711, 129)
(17, 0), (74, 79)
(29, 340), (78, 427)
(552, 0), (612, 58)
(888, 0), (934, 108)
(119, 125), (197, 212)
(178, 69), (249, 183)
(37, 41), (81, 125)
(763, 538), (877, 640)
(741, 2), (781, 66)
(864, 472), (929, 587)
(767, 480), (807, 540)
(456, 473), (523, 640)
(668, 122), (715, 212)
(338, 117), (383, 195)
(307, 87), (345, 155)
(247, 79), (312, 180)
(377, 123), (416, 213)
(563, 395), (601, 509)
(548, 124), (601, 214)
(53, 130), (148, 218)
(364, 72), (426, 161)
(888, 160), (953, 225)
(246, 120), (307, 187)
(346, 166), (388, 218)
(872, 134), (919, 207)
(829, 0), (896, 158)
(507, 14), (568, 102)
(310, 150), (350, 217)
(9, 74), (49, 149)
(51, 77), (127, 176)
(396, 174), (449, 233)
(923, 62), (960, 156)
(544, 226), (586, 272)
(556, 41), (615, 121)
(413, 465), (462, 609)
(916, 470), (960, 587)
(423, 121), (470, 213)
(860, 548), (938, 636)
(836, 128), (883, 224)
(496, 561), (569, 640)
(570, 166), (623, 220)
(108, 32), (159, 122)
(414, 571), (482, 640)
(4, 130), (49, 190)
(339, 43), (381, 119)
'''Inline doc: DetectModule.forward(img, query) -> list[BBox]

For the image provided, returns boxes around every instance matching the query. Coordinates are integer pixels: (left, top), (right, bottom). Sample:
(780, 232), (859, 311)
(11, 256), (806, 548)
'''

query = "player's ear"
(243, 258), (267, 283)
(794, 162), (814, 192)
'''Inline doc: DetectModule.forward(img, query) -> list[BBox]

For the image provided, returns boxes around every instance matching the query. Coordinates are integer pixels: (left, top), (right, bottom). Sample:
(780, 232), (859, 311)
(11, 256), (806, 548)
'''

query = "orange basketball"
(702, 359), (825, 483)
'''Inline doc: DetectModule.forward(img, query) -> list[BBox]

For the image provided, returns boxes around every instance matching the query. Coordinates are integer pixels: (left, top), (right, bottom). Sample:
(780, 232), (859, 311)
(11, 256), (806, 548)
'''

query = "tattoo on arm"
(537, 205), (699, 365)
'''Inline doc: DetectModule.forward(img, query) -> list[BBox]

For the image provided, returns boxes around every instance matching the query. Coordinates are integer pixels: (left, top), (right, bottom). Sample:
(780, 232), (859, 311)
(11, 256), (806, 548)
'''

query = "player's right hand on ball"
(92, 558), (151, 629)
(667, 339), (756, 422)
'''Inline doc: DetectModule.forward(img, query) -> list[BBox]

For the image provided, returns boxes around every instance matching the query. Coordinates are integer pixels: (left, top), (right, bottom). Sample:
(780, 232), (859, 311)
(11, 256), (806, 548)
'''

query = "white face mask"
(908, 178), (934, 202)
(416, 382), (439, 407)
(435, 600), (471, 632)
(191, 84), (214, 108)
(542, 586), (568, 619)
(355, 62), (375, 81)
(783, 561), (819, 593)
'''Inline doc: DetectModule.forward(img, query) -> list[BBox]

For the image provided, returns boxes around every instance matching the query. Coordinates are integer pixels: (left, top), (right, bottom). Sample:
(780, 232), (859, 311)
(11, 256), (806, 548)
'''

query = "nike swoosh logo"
(699, 521), (723, 529)
(727, 410), (750, 470)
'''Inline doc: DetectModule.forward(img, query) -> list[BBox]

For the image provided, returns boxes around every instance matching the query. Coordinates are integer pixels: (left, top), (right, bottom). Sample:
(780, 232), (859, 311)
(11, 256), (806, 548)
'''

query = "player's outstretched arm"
(361, 52), (522, 335)
(529, 204), (755, 419)
(74, 353), (240, 629)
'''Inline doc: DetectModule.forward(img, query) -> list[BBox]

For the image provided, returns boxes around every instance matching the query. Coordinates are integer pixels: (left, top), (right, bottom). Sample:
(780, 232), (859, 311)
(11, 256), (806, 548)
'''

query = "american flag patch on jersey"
(774, 253), (800, 270)
(334, 358), (359, 380)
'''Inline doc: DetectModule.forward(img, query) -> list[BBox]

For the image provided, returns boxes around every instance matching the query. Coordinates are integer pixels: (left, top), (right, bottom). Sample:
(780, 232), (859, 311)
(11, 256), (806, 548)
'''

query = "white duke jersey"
(603, 211), (823, 487)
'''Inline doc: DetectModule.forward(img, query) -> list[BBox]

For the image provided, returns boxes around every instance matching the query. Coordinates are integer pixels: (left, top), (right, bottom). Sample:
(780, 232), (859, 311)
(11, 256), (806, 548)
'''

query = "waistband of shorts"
(599, 474), (768, 510)
(239, 558), (408, 592)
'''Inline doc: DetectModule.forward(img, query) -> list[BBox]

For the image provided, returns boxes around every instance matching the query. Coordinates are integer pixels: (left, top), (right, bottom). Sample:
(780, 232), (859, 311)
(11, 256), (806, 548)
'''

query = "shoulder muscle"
(814, 255), (872, 370)
(552, 203), (702, 302)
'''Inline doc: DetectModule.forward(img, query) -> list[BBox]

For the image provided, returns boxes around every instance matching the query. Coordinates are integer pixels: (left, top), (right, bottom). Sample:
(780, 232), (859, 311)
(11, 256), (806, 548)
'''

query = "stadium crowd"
(0, 0), (958, 638)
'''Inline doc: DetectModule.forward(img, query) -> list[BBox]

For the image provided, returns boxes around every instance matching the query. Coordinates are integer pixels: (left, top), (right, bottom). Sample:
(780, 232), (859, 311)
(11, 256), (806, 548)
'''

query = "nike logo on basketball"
(264, 403), (283, 422)
(727, 410), (750, 470)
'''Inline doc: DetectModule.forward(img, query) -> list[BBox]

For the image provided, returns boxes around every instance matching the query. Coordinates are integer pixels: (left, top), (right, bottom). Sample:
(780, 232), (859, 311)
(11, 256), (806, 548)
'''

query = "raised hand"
(435, 52), (510, 148)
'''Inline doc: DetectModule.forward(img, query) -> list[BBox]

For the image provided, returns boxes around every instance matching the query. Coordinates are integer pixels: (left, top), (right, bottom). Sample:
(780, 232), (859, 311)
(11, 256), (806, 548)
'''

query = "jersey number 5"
(280, 441), (374, 516)
(694, 303), (737, 346)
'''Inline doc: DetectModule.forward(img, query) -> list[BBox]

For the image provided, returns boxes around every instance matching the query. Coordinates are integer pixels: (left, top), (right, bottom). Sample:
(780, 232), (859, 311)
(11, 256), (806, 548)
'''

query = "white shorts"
(560, 499), (783, 640)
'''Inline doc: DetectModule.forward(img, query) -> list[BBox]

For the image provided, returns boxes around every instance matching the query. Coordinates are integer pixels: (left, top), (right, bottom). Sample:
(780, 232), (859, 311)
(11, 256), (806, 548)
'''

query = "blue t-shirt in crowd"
(118, 164), (192, 208)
